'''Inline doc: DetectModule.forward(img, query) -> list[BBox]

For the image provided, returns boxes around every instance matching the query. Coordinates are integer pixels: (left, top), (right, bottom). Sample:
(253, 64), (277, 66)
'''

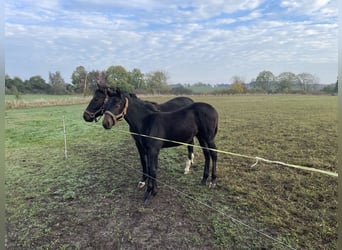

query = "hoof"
(200, 180), (206, 186)
(144, 190), (156, 205)
(209, 182), (216, 188)
(184, 170), (190, 175)
(137, 181), (146, 189)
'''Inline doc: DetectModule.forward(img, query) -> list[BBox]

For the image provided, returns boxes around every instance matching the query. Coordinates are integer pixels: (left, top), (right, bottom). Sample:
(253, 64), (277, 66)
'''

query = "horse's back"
(159, 96), (194, 111)
(148, 102), (218, 140)
(191, 102), (218, 119)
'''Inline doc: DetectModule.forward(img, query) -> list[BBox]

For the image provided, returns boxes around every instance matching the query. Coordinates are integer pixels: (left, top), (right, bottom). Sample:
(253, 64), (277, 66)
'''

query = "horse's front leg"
(198, 138), (210, 185)
(144, 149), (159, 205)
(184, 139), (194, 174)
(135, 140), (147, 189)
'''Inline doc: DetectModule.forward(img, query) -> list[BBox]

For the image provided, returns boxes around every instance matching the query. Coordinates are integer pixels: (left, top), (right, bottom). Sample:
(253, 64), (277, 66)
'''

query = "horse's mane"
(143, 101), (161, 112)
(127, 92), (160, 112)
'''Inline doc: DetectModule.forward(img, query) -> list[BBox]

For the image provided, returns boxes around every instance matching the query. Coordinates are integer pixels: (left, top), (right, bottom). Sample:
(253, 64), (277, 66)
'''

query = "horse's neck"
(124, 95), (154, 132)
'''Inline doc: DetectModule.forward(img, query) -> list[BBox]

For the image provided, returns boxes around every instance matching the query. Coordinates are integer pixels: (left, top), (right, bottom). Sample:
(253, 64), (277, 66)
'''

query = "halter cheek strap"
(84, 95), (109, 122)
(104, 97), (129, 125)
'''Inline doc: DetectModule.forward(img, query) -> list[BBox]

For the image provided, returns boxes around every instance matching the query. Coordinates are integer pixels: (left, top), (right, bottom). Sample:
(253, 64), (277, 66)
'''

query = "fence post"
(62, 116), (67, 160)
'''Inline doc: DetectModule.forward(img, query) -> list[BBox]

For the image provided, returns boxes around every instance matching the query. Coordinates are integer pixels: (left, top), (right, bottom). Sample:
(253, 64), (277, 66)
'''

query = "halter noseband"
(104, 97), (129, 125)
(84, 108), (103, 122)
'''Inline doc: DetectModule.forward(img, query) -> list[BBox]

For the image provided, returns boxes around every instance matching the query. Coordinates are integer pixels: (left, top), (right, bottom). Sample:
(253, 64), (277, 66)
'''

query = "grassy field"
(5, 95), (337, 249)
(5, 94), (90, 109)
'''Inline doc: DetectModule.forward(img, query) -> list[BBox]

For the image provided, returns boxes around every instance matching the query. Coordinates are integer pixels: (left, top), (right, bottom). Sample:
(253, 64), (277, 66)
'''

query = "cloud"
(281, 0), (336, 18)
(281, 0), (330, 11)
(4, 0), (338, 84)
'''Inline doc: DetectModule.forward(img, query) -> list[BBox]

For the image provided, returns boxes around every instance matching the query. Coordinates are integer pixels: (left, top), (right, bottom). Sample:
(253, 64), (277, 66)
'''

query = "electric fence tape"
(115, 129), (338, 177)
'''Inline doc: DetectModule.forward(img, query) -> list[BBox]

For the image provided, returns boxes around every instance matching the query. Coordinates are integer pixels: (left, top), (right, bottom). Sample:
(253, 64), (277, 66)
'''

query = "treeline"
(5, 66), (338, 96)
(249, 71), (337, 95)
(5, 72), (72, 95)
(5, 66), (171, 96)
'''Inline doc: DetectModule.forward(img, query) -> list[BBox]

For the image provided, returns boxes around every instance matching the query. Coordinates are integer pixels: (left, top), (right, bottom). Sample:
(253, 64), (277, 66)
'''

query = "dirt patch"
(38, 143), (218, 250)
(85, 190), (213, 249)
(51, 178), (216, 249)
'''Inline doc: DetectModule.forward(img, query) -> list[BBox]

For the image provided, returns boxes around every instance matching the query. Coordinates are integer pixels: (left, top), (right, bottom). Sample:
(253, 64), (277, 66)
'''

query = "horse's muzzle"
(83, 112), (93, 122)
(102, 116), (114, 129)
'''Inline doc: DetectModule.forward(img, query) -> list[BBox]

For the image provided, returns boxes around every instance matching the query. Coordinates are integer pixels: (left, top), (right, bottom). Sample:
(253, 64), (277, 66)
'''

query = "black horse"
(83, 84), (109, 123)
(84, 84), (194, 124)
(102, 88), (218, 203)
(83, 84), (196, 187)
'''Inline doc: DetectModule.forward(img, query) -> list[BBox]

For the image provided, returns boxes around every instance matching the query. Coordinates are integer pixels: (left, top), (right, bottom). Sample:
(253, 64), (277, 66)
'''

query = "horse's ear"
(130, 93), (137, 98)
(107, 87), (122, 96)
(107, 87), (115, 96)
(96, 83), (108, 93)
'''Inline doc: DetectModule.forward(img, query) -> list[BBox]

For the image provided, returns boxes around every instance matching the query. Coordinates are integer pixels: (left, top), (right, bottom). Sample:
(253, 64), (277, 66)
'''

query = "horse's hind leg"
(207, 140), (217, 188)
(184, 139), (194, 174)
(197, 138), (210, 185)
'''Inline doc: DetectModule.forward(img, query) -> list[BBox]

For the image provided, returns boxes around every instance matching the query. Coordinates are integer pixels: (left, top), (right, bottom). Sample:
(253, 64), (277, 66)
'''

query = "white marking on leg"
(209, 182), (216, 188)
(191, 153), (194, 164)
(138, 181), (145, 189)
(184, 159), (191, 174)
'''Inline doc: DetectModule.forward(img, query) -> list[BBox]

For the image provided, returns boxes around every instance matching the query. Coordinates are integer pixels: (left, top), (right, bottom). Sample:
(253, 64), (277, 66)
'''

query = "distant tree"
(129, 68), (146, 90)
(145, 70), (170, 94)
(5, 75), (14, 94)
(193, 82), (211, 87)
(5, 76), (25, 93)
(255, 71), (275, 93)
(170, 85), (193, 95)
(276, 72), (298, 93)
(297, 73), (319, 92)
(5, 75), (21, 97)
(322, 84), (336, 94)
(335, 79), (338, 93)
(12, 86), (21, 100)
(106, 65), (133, 91)
(93, 70), (107, 85)
(66, 83), (76, 93)
(86, 70), (104, 93)
(49, 71), (68, 94)
(71, 66), (88, 94)
(27, 75), (50, 93)
(230, 76), (247, 94)
(230, 83), (247, 94)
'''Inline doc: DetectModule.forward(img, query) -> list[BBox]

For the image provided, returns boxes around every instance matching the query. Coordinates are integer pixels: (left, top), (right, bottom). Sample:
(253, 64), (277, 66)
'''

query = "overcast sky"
(5, 0), (338, 85)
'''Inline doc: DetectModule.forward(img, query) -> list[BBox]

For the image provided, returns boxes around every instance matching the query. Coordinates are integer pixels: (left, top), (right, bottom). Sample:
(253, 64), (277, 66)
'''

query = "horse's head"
(83, 84), (109, 122)
(102, 88), (129, 129)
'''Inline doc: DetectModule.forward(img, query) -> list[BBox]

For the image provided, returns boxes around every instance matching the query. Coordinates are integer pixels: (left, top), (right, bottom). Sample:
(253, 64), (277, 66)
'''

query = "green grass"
(5, 95), (337, 249)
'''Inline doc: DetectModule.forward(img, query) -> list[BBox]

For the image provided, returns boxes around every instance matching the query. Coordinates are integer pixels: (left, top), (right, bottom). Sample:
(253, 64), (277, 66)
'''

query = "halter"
(84, 95), (109, 122)
(84, 108), (103, 122)
(104, 97), (129, 125)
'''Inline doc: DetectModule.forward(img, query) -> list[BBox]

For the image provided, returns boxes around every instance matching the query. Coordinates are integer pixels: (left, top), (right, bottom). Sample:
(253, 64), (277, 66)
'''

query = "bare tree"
(297, 73), (319, 92)
(49, 71), (67, 94)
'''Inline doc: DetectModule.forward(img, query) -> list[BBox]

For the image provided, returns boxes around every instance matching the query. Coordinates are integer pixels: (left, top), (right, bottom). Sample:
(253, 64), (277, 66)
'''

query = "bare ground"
(6, 141), (221, 249)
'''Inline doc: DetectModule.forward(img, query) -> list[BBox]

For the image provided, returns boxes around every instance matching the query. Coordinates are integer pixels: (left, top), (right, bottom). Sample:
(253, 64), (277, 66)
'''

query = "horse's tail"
(214, 119), (218, 137)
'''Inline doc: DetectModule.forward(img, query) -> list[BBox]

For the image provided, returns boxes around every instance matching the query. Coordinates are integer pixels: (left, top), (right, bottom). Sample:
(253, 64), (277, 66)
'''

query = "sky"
(5, 0), (338, 85)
